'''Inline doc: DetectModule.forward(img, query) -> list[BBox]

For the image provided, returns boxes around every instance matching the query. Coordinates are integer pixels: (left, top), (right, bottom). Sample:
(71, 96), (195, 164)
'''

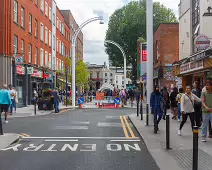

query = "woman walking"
(178, 85), (201, 136)
(176, 88), (184, 122)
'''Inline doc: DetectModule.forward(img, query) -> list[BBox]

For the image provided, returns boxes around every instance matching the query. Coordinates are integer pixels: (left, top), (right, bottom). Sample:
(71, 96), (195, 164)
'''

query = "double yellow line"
(120, 116), (136, 138)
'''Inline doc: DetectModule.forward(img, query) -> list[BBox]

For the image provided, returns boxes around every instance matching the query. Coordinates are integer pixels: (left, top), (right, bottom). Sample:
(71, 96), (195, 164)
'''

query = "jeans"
(179, 112), (195, 130)
(10, 99), (16, 113)
(108, 96), (112, 103)
(177, 103), (181, 120)
(202, 113), (212, 138)
(54, 101), (59, 113)
(152, 108), (163, 124)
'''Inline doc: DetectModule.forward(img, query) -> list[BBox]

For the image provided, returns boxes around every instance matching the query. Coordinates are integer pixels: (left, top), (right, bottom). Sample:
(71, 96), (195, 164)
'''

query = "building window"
(56, 17), (59, 28)
(122, 81), (124, 85)
(49, 30), (52, 47)
(105, 79), (107, 83)
(110, 73), (113, 77)
(40, 23), (44, 41)
(61, 24), (64, 35)
(45, 27), (48, 45)
(21, 39), (24, 57)
(110, 79), (113, 83)
(53, 13), (55, 25)
(21, 7), (25, 28)
(53, 35), (55, 50)
(105, 73), (107, 76)
(97, 73), (99, 79)
(35, 0), (38, 6)
(59, 21), (62, 32)
(35, 19), (38, 37)
(14, 0), (18, 23)
(56, 38), (59, 51)
(40, 0), (44, 12)
(14, 35), (18, 54)
(29, 14), (32, 33)
(49, 53), (51, 68)
(45, 2), (48, 17)
(29, 44), (32, 63)
(45, 51), (48, 66)
(35, 47), (38, 64)
(40, 48), (44, 66)
(90, 73), (92, 78)
(49, 7), (52, 21)
(156, 40), (159, 60)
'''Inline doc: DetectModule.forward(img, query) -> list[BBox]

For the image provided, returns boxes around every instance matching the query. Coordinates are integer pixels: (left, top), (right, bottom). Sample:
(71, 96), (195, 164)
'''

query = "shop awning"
(58, 78), (71, 86)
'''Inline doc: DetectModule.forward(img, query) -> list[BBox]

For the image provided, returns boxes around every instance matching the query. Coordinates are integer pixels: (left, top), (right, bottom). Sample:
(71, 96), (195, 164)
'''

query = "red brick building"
(153, 23), (179, 89)
(0, 0), (83, 107)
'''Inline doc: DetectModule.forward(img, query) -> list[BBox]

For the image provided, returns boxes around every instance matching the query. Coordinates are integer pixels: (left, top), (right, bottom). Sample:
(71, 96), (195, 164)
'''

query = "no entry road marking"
(22, 137), (139, 139)
(110, 140), (140, 142)
(45, 140), (79, 142)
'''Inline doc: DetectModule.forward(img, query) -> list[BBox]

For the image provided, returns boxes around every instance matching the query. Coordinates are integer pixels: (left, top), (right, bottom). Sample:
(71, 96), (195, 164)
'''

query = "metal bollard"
(192, 126), (198, 170)
(140, 102), (143, 120)
(166, 114), (170, 149)
(137, 102), (139, 117)
(146, 104), (149, 126)
(34, 98), (37, 115)
(154, 108), (158, 134)
(0, 113), (3, 135)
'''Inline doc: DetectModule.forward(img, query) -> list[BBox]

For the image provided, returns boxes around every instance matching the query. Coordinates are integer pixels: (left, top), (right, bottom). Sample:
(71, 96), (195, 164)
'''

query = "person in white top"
(8, 85), (16, 115)
(178, 85), (201, 136)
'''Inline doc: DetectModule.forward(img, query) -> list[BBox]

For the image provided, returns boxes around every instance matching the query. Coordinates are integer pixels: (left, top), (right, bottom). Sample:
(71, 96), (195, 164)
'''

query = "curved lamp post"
(104, 40), (127, 89)
(72, 16), (104, 107)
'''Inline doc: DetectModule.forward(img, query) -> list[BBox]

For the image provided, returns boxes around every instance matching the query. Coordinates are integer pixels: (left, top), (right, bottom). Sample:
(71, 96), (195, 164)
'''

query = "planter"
(38, 98), (54, 110)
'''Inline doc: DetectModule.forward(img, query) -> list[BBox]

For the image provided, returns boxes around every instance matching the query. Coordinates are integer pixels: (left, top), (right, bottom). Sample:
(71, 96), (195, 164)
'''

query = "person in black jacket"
(161, 86), (170, 120)
(170, 87), (178, 119)
(192, 81), (202, 127)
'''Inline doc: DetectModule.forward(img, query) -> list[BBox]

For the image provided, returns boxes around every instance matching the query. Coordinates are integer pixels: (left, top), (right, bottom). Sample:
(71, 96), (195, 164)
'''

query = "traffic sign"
(15, 56), (24, 64)
(78, 98), (85, 105)
(114, 98), (120, 104)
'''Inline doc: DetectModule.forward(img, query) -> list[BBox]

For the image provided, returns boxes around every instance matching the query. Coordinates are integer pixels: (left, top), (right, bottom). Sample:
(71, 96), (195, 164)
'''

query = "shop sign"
(194, 35), (210, 50)
(31, 69), (42, 78)
(180, 60), (203, 74)
(16, 65), (25, 75)
(27, 67), (34, 74)
(15, 56), (24, 64)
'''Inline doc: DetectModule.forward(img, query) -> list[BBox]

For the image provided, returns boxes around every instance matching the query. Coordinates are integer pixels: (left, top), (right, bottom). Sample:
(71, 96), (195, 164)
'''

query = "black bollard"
(166, 114), (170, 149)
(140, 102), (143, 120)
(146, 104), (149, 126)
(0, 113), (3, 135)
(193, 126), (198, 170)
(137, 102), (139, 117)
(34, 98), (37, 115)
(154, 108), (158, 134)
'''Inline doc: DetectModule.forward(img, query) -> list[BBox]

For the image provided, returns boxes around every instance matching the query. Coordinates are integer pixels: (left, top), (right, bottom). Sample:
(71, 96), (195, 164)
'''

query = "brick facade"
(153, 23), (179, 89)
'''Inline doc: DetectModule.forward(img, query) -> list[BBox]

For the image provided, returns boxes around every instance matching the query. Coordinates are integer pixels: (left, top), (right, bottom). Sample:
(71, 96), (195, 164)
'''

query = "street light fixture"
(104, 40), (127, 90)
(72, 16), (104, 107)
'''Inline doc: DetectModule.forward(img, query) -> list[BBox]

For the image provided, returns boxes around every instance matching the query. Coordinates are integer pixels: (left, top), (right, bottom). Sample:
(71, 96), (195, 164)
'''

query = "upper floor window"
(49, 30), (52, 47)
(21, 39), (24, 56)
(29, 14), (32, 33)
(40, 23), (44, 41)
(29, 44), (32, 63)
(45, 27), (48, 45)
(40, 0), (44, 12)
(49, 7), (52, 21)
(35, 47), (38, 64)
(105, 73), (107, 76)
(110, 73), (113, 77)
(156, 40), (159, 60)
(21, 7), (25, 28)
(45, 2), (48, 17)
(35, 0), (38, 6)
(53, 13), (55, 25)
(14, 1), (18, 23)
(40, 48), (44, 66)
(14, 35), (18, 54)
(35, 19), (38, 37)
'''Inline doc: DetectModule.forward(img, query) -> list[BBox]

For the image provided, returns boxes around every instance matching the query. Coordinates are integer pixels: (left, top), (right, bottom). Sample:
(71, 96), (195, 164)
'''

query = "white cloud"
(56, 0), (180, 65)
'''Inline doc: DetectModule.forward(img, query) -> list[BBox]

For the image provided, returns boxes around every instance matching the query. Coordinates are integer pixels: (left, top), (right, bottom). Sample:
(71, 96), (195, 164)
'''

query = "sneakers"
(178, 130), (181, 136)
(201, 138), (206, 142)
(178, 119), (180, 122)
(4, 120), (8, 124)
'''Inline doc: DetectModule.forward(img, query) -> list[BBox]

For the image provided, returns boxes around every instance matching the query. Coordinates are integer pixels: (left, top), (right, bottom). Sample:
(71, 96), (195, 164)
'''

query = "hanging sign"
(31, 69), (43, 78)
(15, 56), (24, 64)
(16, 65), (25, 75)
(27, 67), (34, 74)
(194, 35), (210, 50)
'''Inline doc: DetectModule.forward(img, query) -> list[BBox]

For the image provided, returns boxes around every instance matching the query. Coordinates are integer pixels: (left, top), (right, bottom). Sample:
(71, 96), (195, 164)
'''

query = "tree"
(105, 0), (177, 80)
(76, 60), (89, 88)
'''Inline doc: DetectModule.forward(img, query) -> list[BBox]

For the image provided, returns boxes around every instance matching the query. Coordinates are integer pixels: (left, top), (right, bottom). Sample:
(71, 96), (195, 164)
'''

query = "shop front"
(16, 65), (25, 107)
(176, 48), (212, 90)
(31, 68), (43, 91)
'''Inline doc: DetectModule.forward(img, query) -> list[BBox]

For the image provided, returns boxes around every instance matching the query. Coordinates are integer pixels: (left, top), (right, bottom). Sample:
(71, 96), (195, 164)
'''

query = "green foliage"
(105, 0), (177, 69)
(76, 60), (89, 87)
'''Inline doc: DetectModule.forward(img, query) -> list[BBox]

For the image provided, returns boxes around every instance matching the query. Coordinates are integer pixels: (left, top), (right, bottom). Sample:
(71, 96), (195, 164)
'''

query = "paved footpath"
(129, 113), (212, 170)
(0, 108), (159, 170)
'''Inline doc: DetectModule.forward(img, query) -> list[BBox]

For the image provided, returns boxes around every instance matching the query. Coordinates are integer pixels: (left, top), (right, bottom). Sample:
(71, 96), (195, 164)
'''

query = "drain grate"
(168, 149), (212, 170)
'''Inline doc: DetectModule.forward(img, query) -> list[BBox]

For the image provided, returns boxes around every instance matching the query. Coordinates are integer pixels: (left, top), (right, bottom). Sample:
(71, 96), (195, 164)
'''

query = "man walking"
(0, 85), (11, 123)
(201, 81), (212, 142)
(53, 88), (60, 113)
(8, 85), (16, 115)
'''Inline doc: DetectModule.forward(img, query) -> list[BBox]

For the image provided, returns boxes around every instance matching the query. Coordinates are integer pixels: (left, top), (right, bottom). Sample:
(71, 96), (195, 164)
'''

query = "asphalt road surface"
(0, 108), (159, 170)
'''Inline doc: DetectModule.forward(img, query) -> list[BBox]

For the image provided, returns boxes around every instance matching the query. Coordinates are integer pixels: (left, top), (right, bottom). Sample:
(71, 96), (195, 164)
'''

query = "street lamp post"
(104, 40), (127, 89)
(72, 17), (104, 107)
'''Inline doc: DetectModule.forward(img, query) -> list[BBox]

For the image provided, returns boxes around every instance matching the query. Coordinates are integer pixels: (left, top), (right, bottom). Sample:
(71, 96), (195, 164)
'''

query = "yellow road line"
(120, 116), (129, 138)
(123, 116), (136, 138)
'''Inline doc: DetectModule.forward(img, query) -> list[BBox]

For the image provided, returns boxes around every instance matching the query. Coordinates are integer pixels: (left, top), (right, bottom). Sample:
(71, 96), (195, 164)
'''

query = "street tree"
(76, 60), (89, 89)
(105, 0), (177, 80)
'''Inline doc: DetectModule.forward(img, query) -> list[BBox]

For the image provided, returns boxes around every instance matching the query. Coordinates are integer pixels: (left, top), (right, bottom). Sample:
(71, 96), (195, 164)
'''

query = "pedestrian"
(13, 87), (18, 112)
(119, 89), (126, 107)
(8, 85), (16, 115)
(170, 87), (178, 119)
(53, 88), (60, 113)
(161, 86), (170, 120)
(178, 85), (201, 136)
(202, 78), (212, 137)
(192, 81), (202, 127)
(176, 88), (184, 122)
(201, 81), (212, 142)
(0, 85), (11, 123)
(150, 85), (165, 132)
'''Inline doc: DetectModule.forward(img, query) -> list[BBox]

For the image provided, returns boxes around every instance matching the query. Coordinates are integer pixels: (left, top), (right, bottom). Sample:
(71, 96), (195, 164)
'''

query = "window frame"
(40, 22), (44, 42)
(29, 14), (32, 33)
(49, 30), (52, 47)
(29, 43), (32, 63)
(14, 35), (18, 55)
(14, 0), (18, 23)
(35, 47), (38, 64)
(21, 7), (25, 28)
(45, 27), (48, 45)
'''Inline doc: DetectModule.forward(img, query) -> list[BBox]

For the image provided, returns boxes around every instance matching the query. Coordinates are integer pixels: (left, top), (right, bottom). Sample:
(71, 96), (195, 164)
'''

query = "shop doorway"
(16, 79), (24, 107)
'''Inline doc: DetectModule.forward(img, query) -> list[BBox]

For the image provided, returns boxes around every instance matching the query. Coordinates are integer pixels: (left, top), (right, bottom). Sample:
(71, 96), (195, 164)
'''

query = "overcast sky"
(56, 0), (180, 65)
